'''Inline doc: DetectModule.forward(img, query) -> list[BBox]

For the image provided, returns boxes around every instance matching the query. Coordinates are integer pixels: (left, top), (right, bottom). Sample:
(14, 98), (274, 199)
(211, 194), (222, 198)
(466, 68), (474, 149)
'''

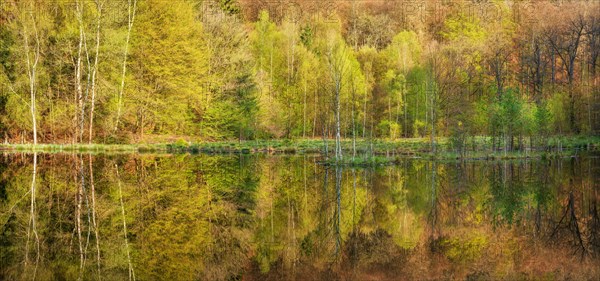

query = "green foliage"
(548, 91), (569, 134)
(383, 31), (421, 71)
(201, 5), (258, 140)
(377, 120), (400, 139)
(299, 25), (313, 48)
(127, 0), (209, 136)
(440, 233), (488, 263)
(449, 121), (468, 155)
(405, 67), (429, 137)
(0, 1), (595, 143)
(441, 13), (486, 44)
(534, 102), (552, 137)
(488, 88), (525, 150)
(0, 26), (15, 82)
(218, 0), (241, 15)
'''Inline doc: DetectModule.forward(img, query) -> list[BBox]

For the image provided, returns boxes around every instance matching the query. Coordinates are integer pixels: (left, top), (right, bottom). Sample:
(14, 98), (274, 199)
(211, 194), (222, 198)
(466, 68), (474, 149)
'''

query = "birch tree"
(326, 32), (348, 161)
(75, 0), (84, 142)
(113, 0), (137, 133)
(88, 0), (103, 143)
(21, 1), (41, 145)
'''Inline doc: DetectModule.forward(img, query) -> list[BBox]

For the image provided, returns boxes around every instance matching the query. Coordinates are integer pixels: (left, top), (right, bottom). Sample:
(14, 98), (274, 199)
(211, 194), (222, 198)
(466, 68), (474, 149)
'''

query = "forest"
(0, 0), (599, 152)
(1, 2), (600, 279)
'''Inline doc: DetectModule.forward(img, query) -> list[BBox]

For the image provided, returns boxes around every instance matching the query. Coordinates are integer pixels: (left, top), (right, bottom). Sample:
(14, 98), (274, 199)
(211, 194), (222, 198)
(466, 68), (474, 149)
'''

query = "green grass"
(0, 143), (167, 154)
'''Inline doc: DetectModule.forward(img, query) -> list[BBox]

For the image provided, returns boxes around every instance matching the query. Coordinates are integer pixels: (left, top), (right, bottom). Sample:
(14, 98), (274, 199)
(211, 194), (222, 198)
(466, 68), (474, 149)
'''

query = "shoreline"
(1, 136), (598, 161)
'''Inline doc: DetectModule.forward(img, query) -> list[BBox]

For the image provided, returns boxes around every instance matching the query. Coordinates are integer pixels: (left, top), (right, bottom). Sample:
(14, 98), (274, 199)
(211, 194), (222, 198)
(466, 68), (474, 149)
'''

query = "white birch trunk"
(75, 0), (84, 142)
(114, 0), (137, 132)
(88, 0), (102, 143)
(23, 8), (40, 145)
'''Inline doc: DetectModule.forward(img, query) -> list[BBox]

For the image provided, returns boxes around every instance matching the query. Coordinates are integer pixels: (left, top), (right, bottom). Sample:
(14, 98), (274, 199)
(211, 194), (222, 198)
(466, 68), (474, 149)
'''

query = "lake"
(1, 153), (599, 280)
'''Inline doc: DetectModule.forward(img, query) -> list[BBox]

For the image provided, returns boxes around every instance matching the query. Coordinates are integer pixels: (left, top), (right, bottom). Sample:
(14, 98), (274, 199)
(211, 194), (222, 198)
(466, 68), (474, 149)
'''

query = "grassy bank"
(1, 136), (598, 161)
(0, 143), (156, 154)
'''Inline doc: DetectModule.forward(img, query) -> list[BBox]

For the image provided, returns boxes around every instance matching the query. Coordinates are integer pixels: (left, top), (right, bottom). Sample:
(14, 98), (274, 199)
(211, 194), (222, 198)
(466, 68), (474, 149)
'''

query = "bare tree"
(428, 44), (460, 154)
(584, 11), (600, 133)
(520, 32), (549, 103)
(545, 12), (585, 133)
(487, 36), (511, 100)
(584, 12), (600, 77)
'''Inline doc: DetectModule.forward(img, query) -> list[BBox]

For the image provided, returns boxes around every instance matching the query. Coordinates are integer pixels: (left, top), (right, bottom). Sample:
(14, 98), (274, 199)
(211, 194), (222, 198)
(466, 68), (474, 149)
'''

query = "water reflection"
(0, 153), (598, 280)
(26, 152), (39, 280)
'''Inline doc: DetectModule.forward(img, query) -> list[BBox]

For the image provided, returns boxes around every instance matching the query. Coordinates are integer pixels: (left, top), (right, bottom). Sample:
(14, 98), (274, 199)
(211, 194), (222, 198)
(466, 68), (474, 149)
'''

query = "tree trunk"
(313, 87), (317, 138)
(115, 164), (135, 281)
(363, 80), (368, 138)
(23, 8), (40, 145)
(352, 89), (356, 160)
(430, 90), (436, 154)
(88, 0), (102, 143)
(551, 52), (555, 85)
(25, 152), (39, 274)
(76, 0), (85, 143)
(114, 0), (137, 132)
(303, 81), (307, 139)
(335, 80), (342, 161)
(88, 155), (101, 277)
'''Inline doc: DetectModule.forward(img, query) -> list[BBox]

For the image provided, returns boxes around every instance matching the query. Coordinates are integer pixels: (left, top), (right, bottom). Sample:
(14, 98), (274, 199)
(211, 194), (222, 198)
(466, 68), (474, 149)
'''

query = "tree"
(484, 11), (514, 100)
(250, 11), (286, 138)
(325, 29), (348, 161)
(88, 0), (103, 143)
(21, 1), (42, 145)
(347, 11), (396, 50)
(490, 88), (524, 152)
(518, 27), (549, 103)
(126, 0), (209, 138)
(0, 0), (596, 143)
(296, 45), (319, 139)
(113, 0), (137, 135)
(382, 31), (421, 137)
(544, 8), (585, 133)
(202, 2), (257, 140)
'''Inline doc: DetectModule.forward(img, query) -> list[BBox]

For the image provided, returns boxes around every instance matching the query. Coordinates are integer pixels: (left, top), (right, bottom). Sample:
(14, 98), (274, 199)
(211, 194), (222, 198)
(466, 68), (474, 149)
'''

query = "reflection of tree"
(88, 156), (101, 280)
(0, 154), (598, 280)
(76, 155), (85, 280)
(427, 161), (439, 253)
(115, 163), (135, 281)
(488, 161), (533, 226)
(550, 190), (587, 258)
(24, 152), (39, 280)
(533, 160), (552, 236)
(127, 155), (256, 280)
(589, 199), (600, 257)
(333, 166), (342, 260)
(586, 160), (600, 258)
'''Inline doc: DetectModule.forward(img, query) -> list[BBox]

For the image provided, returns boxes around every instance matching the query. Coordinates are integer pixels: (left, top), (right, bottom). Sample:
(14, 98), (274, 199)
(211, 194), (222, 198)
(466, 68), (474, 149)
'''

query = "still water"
(0, 153), (599, 280)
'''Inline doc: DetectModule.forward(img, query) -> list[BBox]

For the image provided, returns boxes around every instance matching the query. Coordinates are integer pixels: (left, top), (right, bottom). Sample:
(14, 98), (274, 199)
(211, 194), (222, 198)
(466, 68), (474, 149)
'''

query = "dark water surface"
(0, 153), (599, 280)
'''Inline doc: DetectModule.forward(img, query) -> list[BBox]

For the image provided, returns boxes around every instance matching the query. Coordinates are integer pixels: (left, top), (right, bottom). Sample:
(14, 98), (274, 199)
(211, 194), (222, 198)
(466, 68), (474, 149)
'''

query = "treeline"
(0, 0), (598, 146)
